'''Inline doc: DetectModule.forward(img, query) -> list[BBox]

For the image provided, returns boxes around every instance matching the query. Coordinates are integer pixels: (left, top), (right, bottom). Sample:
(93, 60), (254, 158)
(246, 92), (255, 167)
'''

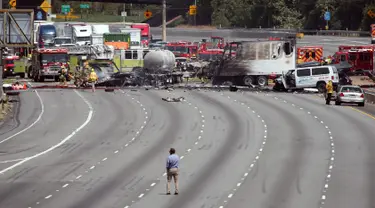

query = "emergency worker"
(88, 68), (98, 92)
(60, 66), (68, 85)
(325, 80), (333, 105)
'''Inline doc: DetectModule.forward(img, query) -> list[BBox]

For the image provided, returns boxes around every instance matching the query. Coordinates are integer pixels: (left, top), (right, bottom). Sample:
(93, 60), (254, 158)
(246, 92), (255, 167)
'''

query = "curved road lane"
(130, 90), (265, 208)
(0, 90), (90, 207)
(33, 89), (202, 208)
(218, 91), (331, 208)
(275, 93), (375, 208)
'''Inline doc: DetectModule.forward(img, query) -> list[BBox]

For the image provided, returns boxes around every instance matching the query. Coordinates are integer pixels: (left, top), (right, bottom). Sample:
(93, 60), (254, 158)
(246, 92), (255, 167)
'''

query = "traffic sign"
(368, 10), (375, 18)
(324, 11), (330, 21)
(80, 4), (90, 9)
(36, 11), (43, 20)
(40, 0), (51, 13)
(9, 0), (16, 8)
(144, 10), (152, 19)
(61, 5), (71, 14)
(189, 5), (197, 15)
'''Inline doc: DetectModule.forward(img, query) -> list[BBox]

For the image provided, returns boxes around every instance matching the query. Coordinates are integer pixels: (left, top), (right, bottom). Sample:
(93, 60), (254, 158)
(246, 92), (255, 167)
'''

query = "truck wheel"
(20, 73), (25, 79)
(257, 76), (268, 86)
(243, 76), (254, 86)
(39, 76), (45, 82)
(317, 82), (326, 93)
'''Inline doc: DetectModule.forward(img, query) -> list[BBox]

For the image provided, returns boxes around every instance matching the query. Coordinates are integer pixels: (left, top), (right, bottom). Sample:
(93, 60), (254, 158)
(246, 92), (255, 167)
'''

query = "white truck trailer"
(120, 28), (142, 49)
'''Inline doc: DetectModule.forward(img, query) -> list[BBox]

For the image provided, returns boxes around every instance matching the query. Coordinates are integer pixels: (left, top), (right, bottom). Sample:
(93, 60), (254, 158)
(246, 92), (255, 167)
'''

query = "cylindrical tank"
(144, 50), (175, 71)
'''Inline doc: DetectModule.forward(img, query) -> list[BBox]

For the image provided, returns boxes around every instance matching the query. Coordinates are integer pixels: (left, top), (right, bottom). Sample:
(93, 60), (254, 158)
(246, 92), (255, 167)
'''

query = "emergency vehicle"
(2, 55), (21, 78)
(297, 46), (323, 64)
(29, 48), (69, 82)
(210, 36), (225, 49)
(371, 24), (375, 44)
(332, 45), (375, 74)
(165, 42), (198, 58)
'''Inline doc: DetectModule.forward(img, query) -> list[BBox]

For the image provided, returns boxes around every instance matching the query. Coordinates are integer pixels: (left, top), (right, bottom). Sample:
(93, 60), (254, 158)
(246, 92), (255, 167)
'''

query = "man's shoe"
(166, 192), (171, 195)
(174, 192), (179, 195)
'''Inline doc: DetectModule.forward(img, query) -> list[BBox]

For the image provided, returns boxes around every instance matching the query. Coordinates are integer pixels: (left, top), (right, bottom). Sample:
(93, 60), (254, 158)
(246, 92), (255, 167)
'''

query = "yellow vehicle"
(113, 49), (152, 72)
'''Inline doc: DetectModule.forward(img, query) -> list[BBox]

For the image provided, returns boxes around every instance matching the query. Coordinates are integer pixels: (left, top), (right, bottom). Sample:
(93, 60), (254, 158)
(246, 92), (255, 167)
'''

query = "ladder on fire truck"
(64, 44), (115, 59)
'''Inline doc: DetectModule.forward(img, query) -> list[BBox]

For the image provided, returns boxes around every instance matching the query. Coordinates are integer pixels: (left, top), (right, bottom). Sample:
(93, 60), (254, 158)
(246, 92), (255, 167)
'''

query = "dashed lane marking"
(0, 90), (93, 175)
(122, 90), (205, 208)
(26, 89), (149, 208)
(215, 92), (267, 208)
(268, 94), (335, 208)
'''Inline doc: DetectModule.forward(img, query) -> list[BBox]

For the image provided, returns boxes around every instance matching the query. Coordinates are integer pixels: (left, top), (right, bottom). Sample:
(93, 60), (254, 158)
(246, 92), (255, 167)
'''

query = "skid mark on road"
(214, 92), (267, 208)
(24, 90), (149, 208)
(122, 90), (205, 208)
(269, 94), (335, 208)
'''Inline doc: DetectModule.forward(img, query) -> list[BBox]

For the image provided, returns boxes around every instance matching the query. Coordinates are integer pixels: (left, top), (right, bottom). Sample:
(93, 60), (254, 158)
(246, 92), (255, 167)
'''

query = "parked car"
(335, 85), (365, 106)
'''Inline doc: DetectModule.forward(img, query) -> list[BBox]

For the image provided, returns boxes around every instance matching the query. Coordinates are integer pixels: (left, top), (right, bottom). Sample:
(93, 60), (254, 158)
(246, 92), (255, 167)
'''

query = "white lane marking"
(90, 166), (95, 170)
(102, 157), (108, 161)
(217, 93), (267, 208)
(76, 175), (82, 179)
(62, 184), (69, 188)
(122, 93), (206, 206)
(0, 90), (93, 175)
(45, 195), (52, 199)
(0, 90), (44, 145)
(0, 158), (25, 164)
(272, 97), (335, 208)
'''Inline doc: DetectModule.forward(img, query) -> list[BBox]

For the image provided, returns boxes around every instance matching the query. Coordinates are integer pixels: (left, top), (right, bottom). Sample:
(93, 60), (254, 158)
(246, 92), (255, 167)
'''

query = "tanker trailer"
(144, 49), (176, 73)
(142, 49), (182, 85)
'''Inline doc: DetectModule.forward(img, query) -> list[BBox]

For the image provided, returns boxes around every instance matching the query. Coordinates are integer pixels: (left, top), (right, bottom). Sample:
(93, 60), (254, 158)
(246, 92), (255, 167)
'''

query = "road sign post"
(324, 11), (330, 30)
(80, 4), (90, 19)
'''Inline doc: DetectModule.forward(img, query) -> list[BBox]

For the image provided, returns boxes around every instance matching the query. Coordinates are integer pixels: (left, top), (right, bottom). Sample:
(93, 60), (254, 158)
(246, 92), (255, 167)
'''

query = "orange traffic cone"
(23, 83), (27, 89)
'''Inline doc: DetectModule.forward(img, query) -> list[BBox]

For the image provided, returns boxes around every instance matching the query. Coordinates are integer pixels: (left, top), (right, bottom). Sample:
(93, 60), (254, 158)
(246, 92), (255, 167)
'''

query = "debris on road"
(162, 97), (185, 102)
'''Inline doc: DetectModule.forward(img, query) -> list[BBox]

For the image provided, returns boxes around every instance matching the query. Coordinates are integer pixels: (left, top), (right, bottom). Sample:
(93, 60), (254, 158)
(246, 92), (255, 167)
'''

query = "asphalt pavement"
(0, 86), (373, 208)
(1, 25), (375, 208)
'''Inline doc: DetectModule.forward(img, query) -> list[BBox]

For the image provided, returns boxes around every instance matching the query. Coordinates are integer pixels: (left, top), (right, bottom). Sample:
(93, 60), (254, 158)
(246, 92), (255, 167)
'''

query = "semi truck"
(208, 39), (296, 86)
(120, 28), (142, 49)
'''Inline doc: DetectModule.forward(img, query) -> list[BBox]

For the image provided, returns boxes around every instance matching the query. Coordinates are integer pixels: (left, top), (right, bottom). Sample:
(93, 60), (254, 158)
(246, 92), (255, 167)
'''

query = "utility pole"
(47, 0), (52, 21)
(162, 0), (166, 41)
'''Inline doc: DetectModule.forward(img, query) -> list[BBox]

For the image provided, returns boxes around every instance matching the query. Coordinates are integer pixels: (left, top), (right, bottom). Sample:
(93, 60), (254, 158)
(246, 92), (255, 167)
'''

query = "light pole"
(162, 0), (166, 41)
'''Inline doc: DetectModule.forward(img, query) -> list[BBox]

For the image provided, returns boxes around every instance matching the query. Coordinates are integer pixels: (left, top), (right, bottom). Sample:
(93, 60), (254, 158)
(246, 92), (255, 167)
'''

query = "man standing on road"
(325, 80), (333, 105)
(166, 148), (179, 195)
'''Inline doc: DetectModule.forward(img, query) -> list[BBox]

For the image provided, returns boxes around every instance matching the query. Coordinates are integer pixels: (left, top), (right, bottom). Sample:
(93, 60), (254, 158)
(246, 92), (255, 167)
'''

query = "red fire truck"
(371, 24), (375, 44)
(165, 42), (198, 58)
(2, 55), (20, 78)
(131, 23), (150, 47)
(332, 45), (375, 74)
(29, 48), (69, 82)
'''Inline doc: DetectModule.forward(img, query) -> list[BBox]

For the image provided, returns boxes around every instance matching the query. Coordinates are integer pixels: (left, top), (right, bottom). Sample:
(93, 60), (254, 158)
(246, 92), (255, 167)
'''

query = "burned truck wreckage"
(97, 49), (184, 87)
(197, 36), (297, 87)
(97, 33), (298, 88)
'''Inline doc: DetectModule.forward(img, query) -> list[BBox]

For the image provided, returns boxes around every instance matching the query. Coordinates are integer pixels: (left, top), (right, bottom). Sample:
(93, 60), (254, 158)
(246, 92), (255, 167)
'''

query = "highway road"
(0, 86), (374, 208)
(2, 26), (375, 207)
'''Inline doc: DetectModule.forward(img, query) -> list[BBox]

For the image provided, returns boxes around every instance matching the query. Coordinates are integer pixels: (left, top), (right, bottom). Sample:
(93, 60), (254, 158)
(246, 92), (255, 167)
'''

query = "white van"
(274, 65), (339, 92)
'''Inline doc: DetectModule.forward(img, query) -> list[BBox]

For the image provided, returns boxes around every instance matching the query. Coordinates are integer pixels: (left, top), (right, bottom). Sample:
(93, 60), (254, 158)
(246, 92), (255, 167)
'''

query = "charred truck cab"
(210, 38), (296, 87)
(30, 48), (69, 82)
